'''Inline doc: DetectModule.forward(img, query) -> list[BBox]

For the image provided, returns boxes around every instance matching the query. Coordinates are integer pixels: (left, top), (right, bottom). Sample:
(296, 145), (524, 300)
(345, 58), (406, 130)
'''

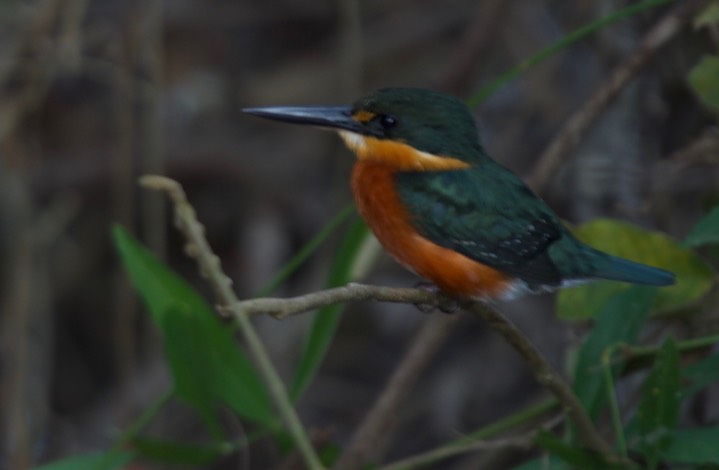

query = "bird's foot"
(413, 282), (466, 314)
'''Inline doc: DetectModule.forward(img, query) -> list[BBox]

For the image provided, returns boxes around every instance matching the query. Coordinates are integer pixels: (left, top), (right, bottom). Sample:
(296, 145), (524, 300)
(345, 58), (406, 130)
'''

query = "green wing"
(394, 165), (566, 288)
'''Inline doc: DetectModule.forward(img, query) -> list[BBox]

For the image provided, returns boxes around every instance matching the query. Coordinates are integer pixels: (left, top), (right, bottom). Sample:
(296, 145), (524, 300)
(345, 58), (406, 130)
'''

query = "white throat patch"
(338, 130), (367, 153)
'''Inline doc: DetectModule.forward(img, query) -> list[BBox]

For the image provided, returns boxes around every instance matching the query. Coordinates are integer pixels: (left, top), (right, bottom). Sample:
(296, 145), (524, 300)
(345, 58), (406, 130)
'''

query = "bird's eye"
(379, 114), (398, 130)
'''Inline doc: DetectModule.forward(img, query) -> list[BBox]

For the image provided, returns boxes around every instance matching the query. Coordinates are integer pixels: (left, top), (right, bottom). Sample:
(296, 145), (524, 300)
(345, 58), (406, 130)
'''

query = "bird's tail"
(593, 254), (675, 286)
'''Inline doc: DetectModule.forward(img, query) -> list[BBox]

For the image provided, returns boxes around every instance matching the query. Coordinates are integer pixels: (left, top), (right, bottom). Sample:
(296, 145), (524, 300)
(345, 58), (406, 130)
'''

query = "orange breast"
(350, 161), (513, 300)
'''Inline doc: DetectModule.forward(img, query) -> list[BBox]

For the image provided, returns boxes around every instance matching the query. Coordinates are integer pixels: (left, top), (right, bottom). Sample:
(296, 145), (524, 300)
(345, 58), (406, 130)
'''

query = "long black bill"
(242, 105), (365, 134)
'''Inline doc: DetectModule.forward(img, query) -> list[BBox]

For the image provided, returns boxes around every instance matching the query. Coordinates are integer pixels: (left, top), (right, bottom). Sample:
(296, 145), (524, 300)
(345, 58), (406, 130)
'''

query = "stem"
(333, 313), (463, 470)
(467, 0), (675, 106)
(466, 303), (613, 456)
(141, 175), (325, 470)
(627, 334), (719, 359)
(257, 204), (354, 297)
(99, 390), (174, 467)
(602, 346), (627, 457)
(379, 399), (558, 470)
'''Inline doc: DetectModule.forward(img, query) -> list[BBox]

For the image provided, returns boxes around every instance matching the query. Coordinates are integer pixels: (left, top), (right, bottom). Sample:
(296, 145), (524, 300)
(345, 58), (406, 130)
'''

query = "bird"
(243, 87), (675, 301)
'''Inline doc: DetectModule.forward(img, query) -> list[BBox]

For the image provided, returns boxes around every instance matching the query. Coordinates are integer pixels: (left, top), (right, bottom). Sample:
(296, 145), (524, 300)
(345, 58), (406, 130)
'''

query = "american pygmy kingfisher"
(243, 87), (675, 301)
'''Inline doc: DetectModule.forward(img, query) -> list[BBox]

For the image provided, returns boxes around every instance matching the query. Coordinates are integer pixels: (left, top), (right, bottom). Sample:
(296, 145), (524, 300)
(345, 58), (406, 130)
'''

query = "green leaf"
(572, 286), (656, 421)
(132, 436), (230, 466)
(633, 338), (681, 468)
(664, 427), (719, 464)
(163, 306), (219, 434)
(534, 431), (593, 468)
(112, 226), (274, 429)
(33, 452), (133, 470)
(694, 1), (719, 29)
(684, 205), (719, 248)
(290, 217), (370, 400)
(162, 305), (274, 429)
(689, 55), (719, 113)
(557, 219), (713, 320)
(682, 353), (719, 397)
(319, 442), (342, 467)
(113, 224), (207, 324)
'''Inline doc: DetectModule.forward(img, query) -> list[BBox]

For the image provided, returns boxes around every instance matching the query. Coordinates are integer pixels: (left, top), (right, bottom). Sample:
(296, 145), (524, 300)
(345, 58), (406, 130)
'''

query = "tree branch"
(232, 283), (445, 319)
(232, 280), (616, 462)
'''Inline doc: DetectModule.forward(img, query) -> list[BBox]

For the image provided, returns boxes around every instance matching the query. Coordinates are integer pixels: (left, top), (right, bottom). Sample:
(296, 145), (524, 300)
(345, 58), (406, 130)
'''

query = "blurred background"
(1, 0), (717, 468)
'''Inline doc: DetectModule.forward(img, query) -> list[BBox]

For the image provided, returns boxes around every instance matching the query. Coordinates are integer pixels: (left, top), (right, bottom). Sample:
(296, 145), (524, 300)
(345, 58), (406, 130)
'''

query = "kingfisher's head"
(243, 87), (486, 171)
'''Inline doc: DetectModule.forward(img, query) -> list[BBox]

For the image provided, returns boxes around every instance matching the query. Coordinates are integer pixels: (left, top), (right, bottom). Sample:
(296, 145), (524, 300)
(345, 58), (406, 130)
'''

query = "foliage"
(113, 226), (275, 433)
(688, 2), (719, 114)
(38, 2), (719, 469)
(688, 54), (719, 114)
(44, 183), (719, 470)
(523, 207), (719, 469)
(557, 220), (713, 320)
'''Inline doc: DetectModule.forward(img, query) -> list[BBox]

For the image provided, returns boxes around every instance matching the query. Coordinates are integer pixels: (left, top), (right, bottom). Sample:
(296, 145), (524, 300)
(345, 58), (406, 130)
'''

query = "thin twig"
(528, 0), (701, 191)
(668, 129), (719, 166)
(139, 175), (325, 470)
(233, 283), (441, 319)
(383, 436), (533, 470)
(379, 412), (564, 470)
(466, 303), (613, 456)
(334, 313), (463, 470)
